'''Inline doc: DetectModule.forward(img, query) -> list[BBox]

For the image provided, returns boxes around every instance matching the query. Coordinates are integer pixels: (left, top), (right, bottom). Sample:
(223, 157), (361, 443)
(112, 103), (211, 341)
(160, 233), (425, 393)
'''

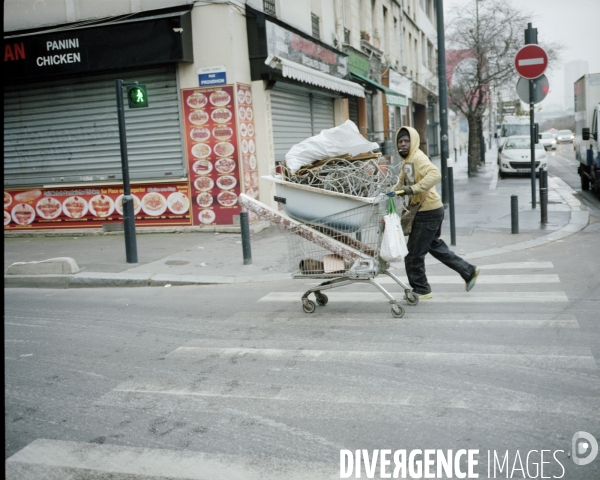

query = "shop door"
(4, 66), (184, 187)
(270, 86), (335, 162)
(348, 97), (359, 127)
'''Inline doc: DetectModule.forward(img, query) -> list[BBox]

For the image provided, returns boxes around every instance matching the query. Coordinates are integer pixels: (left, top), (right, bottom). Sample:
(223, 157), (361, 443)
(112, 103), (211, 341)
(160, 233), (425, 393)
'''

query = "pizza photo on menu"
(247, 123), (254, 137)
(194, 176), (215, 192)
(12, 203), (36, 225)
(191, 143), (212, 159)
(190, 127), (211, 143)
(198, 209), (216, 224)
(214, 142), (234, 158)
(210, 90), (231, 107)
(217, 190), (238, 207)
(212, 125), (233, 141)
(196, 192), (213, 208)
(4, 210), (11, 226)
(189, 109), (209, 125)
(63, 196), (88, 219)
(167, 192), (190, 214)
(187, 92), (208, 109)
(115, 194), (142, 215)
(248, 139), (256, 154)
(214, 158), (236, 174)
(4, 191), (12, 209)
(245, 106), (254, 121)
(89, 194), (115, 218)
(35, 197), (62, 219)
(239, 123), (247, 137)
(211, 107), (233, 124)
(141, 192), (167, 216)
(238, 106), (246, 121)
(216, 175), (237, 190)
(192, 160), (213, 175)
(245, 90), (252, 105)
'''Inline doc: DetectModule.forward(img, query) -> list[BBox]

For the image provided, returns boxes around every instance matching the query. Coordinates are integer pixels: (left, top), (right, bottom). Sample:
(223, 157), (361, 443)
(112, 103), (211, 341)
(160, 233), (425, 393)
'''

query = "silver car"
(556, 129), (574, 143)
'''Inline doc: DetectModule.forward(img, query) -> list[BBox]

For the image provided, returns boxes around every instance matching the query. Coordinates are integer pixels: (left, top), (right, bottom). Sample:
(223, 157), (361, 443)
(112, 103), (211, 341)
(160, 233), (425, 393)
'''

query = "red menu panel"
(182, 85), (241, 226)
(235, 83), (260, 223)
(4, 183), (192, 230)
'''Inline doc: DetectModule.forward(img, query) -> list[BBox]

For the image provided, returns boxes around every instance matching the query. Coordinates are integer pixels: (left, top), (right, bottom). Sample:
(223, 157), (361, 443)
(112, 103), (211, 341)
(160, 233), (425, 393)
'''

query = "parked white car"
(498, 135), (548, 178)
(539, 132), (557, 151)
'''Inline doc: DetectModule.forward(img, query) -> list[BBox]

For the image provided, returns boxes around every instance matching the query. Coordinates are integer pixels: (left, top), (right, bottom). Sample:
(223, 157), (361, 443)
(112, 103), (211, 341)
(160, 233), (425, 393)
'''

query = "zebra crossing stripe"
(311, 274), (561, 285)
(258, 292), (569, 303)
(6, 439), (337, 480)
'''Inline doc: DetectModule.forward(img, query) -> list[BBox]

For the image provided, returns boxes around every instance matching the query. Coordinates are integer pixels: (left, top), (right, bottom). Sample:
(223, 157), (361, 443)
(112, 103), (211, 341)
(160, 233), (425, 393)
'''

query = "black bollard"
(454, 147), (457, 163)
(448, 166), (457, 246)
(239, 211), (252, 265)
(511, 195), (519, 234)
(540, 187), (548, 224)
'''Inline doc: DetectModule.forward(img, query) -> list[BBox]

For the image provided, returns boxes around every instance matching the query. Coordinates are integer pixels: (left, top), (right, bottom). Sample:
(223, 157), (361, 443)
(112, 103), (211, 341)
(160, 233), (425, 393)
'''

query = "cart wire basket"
(286, 195), (419, 318)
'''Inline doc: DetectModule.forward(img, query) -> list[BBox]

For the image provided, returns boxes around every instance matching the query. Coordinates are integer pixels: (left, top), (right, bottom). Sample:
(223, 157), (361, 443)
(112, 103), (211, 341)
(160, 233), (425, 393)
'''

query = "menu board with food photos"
(182, 85), (242, 226)
(235, 83), (260, 223)
(4, 183), (191, 230)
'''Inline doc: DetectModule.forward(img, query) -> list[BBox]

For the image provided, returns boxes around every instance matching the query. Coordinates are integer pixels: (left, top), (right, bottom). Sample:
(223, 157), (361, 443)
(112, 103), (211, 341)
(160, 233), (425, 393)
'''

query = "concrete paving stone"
(6, 257), (80, 275)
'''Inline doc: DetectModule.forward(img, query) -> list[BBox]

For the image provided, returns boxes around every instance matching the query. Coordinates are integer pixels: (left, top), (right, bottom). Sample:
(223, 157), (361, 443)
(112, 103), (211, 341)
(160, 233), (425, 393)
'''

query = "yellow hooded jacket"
(395, 126), (443, 212)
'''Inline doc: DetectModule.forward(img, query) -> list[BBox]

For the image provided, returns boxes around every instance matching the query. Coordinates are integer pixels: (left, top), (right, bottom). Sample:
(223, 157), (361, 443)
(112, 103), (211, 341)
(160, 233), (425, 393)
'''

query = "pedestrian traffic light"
(126, 85), (148, 108)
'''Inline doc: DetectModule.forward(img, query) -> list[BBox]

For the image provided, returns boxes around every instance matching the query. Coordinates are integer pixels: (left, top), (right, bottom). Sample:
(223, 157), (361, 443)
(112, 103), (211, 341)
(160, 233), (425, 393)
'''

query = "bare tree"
(445, 0), (560, 173)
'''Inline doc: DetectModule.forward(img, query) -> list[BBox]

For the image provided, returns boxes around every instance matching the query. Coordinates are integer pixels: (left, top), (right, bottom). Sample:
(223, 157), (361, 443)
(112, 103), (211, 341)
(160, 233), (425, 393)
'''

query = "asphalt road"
(5, 144), (600, 479)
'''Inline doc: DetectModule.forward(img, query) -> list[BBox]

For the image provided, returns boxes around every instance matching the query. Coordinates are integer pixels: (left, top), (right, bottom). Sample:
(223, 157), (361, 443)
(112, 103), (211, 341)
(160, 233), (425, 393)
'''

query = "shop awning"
(265, 55), (365, 98)
(350, 72), (408, 107)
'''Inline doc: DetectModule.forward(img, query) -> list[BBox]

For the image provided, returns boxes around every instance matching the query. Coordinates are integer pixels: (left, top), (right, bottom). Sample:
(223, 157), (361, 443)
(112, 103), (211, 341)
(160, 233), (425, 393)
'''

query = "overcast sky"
(443, 0), (600, 111)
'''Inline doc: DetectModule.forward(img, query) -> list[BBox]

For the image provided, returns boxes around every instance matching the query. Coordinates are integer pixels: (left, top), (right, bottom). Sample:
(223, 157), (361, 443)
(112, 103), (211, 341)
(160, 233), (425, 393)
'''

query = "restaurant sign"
(266, 20), (348, 78)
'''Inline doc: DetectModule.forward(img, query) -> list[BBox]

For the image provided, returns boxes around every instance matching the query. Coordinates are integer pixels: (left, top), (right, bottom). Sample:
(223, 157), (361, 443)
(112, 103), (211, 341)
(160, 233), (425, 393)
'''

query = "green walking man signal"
(126, 85), (148, 108)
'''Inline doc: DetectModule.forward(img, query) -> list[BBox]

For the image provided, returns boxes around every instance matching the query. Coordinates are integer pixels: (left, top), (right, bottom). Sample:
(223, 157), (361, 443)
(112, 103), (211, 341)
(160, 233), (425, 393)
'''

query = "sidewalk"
(4, 146), (589, 288)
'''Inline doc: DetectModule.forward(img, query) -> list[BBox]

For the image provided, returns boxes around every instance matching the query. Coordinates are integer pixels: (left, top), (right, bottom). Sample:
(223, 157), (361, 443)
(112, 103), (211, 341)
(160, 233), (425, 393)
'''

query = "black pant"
(404, 207), (476, 295)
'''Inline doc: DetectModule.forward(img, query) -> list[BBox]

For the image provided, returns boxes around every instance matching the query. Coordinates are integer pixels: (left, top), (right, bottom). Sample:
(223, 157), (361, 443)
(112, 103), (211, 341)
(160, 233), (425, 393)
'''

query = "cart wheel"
(391, 304), (405, 318)
(302, 300), (316, 314)
(404, 290), (419, 306)
(315, 293), (328, 306)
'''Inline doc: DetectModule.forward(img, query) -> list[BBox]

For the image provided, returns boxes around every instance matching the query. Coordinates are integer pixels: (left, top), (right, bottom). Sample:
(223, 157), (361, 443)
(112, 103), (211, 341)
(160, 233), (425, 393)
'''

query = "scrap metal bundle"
(281, 153), (399, 198)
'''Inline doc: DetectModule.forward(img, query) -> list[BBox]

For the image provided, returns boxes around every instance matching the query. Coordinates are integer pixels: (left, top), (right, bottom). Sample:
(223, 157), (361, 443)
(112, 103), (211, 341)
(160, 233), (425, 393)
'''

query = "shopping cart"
(285, 195), (419, 318)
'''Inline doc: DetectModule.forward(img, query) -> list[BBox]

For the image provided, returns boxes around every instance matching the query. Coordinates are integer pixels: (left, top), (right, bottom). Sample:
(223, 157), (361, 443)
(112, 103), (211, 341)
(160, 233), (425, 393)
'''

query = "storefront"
(245, 5), (364, 184)
(4, 7), (195, 230)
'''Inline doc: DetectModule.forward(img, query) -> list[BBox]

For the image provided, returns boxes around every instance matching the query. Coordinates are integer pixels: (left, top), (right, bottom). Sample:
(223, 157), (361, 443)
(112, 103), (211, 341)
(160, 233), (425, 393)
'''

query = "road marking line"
(358, 274), (560, 285)
(258, 292), (569, 303)
(6, 439), (337, 480)
(518, 57), (544, 66)
(477, 261), (554, 269)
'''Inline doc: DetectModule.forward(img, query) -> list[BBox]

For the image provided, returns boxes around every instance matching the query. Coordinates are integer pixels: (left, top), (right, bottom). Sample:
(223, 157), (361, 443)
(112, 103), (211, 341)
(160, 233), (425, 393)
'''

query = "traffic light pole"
(116, 79), (138, 263)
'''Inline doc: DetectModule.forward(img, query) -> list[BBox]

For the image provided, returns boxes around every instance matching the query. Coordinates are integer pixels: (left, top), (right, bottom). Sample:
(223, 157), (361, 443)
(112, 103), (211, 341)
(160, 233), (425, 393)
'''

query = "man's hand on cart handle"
(386, 186), (413, 197)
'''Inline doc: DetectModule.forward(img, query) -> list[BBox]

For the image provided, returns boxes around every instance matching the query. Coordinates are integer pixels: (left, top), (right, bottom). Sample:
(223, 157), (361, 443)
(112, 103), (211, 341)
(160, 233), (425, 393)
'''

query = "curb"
(4, 271), (293, 289)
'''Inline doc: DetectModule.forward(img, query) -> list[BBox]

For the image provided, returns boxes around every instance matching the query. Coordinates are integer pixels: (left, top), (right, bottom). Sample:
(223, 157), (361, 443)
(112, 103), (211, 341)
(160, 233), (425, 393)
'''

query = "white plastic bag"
(380, 199), (408, 262)
(285, 120), (380, 173)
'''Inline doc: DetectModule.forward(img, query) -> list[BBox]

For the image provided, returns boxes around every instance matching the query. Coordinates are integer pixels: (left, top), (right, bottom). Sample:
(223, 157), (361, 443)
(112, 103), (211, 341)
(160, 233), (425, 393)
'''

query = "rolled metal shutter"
(311, 94), (335, 135)
(270, 87), (312, 162)
(270, 86), (335, 162)
(4, 65), (184, 187)
(348, 97), (359, 126)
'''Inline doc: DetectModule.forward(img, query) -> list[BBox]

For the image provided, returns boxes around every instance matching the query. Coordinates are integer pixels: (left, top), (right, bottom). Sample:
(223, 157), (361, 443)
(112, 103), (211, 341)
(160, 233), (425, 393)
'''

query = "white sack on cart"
(285, 120), (380, 174)
(380, 211), (408, 263)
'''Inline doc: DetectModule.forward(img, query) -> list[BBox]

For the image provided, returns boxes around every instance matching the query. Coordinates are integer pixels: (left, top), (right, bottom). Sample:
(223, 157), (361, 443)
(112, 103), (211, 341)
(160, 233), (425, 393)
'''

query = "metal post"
(239, 211), (252, 265)
(511, 195), (519, 234)
(448, 166), (456, 246)
(454, 147), (457, 162)
(115, 79), (138, 263)
(525, 23), (538, 209)
(436, 0), (449, 206)
(539, 169), (548, 224)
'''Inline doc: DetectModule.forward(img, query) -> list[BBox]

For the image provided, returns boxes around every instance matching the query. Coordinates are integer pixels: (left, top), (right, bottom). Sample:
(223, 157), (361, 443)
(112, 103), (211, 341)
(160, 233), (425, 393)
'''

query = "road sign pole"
(116, 79), (138, 263)
(524, 23), (539, 209)
(529, 79), (536, 208)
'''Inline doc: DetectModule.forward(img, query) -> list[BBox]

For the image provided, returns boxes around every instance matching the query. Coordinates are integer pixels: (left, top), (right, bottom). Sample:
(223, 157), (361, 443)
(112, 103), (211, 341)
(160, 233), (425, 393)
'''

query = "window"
(344, 28), (350, 44)
(311, 13), (320, 40)
(263, 0), (275, 16)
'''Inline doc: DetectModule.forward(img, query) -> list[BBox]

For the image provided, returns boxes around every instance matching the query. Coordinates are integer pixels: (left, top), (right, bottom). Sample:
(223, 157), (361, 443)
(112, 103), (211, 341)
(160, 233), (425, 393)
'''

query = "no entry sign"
(514, 45), (548, 79)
